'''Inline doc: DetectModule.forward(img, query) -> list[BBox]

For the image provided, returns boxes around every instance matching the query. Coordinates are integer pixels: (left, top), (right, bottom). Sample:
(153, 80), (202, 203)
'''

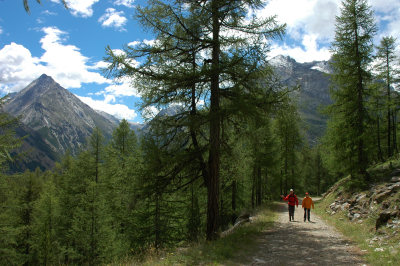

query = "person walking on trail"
(281, 189), (299, 221)
(302, 192), (315, 222)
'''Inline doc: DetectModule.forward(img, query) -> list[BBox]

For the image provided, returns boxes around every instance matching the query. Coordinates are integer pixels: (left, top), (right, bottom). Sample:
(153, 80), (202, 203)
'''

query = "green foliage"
(326, 0), (377, 185)
(105, 0), (286, 240)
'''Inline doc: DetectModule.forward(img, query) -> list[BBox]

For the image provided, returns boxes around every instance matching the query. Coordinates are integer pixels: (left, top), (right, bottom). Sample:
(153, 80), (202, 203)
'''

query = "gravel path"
(242, 201), (367, 266)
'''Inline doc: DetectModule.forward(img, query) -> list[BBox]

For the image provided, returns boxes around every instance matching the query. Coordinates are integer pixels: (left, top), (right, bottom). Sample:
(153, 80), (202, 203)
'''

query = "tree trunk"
(354, 25), (368, 180)
(377, 113), (384, 161)
(231, 179), (237, 224)
(393, 110), (398, 153)
(155, 191), (160, 250)
(256, 165), (262, 206)
(206, 0), (221, 241)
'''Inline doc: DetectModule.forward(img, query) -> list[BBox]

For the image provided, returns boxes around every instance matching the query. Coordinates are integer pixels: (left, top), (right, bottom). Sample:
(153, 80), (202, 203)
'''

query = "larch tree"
(374, 36), (400, 157)
(328, 0), (377, 185)
(106, 0), (285, 240)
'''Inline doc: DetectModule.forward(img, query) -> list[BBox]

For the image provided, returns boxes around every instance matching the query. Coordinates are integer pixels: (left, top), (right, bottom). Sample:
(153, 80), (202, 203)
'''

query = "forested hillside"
(1, 0), (400, 265)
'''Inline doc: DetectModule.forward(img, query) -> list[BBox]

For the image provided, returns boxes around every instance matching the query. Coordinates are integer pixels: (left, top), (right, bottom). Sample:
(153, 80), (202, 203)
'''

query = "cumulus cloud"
(258, 0), (400, 62)
(39, 27), (109, 87)
(256, 0), (340, 61)
(371, 0), (400, 43)
(114, 0), (135, 8)
(0, 26), (109, 93)
(50, 0), (99, 17)
(0, 43), (45, 92)
(104, 78), (140, 98)
(77, 95), (137, 120)
(269, 34), (331, 63)
(98, 8), (127, 31)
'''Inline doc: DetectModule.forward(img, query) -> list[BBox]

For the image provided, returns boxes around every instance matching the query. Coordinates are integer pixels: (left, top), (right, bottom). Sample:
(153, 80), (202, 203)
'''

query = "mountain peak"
(269, 55), (295, 69)
(37, 73), (53, 82)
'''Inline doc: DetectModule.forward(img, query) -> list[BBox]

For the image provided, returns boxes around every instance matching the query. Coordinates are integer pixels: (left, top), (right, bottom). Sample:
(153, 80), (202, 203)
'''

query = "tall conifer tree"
(375, 36), (400, 156)
(328, 0), (377, 184)
(106, 0), (285, 240)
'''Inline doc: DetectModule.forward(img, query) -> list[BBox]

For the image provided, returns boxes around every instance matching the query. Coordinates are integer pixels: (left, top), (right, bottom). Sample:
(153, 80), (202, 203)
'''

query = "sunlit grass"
(315, 193), (400, 265)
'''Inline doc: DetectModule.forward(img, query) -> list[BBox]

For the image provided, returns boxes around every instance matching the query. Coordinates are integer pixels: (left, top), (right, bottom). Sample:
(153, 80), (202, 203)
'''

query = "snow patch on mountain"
(311, 61), (331, 74)
(269, 55), (295, 69)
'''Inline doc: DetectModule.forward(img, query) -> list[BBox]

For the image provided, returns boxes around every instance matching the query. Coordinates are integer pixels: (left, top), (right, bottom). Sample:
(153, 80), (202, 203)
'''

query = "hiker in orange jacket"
(302, 192), (314, 222)
(281, 189), (299, 221)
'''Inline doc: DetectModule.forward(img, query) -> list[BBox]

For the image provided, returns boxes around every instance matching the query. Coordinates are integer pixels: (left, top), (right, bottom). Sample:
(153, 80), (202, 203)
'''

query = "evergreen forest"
(1, 0), (400, 264)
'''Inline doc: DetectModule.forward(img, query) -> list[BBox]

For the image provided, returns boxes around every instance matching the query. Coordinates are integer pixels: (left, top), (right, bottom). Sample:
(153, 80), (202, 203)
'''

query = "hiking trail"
(238, 200), (367, 265)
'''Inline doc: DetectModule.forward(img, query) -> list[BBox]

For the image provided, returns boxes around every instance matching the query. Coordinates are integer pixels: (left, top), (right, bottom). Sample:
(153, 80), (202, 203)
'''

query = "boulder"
(376, 210), (398, 230)
(375, 190), (392, 203)
(341, 202), (350, 211)
(391, 176), (400, 183)
(388, 182), (400, 192)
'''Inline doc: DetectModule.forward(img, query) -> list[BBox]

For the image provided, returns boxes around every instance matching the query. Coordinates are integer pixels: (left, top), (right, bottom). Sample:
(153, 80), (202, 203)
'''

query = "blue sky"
(0, 0), (399, 123)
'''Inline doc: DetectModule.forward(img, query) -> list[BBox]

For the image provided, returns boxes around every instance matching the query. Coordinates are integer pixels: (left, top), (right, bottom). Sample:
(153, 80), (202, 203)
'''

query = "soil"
(238, 200), (367, 266)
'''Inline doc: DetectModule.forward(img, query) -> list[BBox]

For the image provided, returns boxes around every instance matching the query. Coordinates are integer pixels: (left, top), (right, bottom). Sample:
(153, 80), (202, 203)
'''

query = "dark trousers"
(288, 205), (295, 220)
(304, 208), (311, 221)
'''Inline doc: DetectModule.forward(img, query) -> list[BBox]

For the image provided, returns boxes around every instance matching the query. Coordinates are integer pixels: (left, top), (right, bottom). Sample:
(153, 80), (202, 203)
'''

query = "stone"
(375, 190), (392, 203)
(356, 194), (366, 202)
(382, 201), (390, 209)
(388, 183), (400, 192)
(353, 213), (361, 219)
(391, 176), (400, 183)
(341, 202), (350, 211)
(376, 210), (395, 230)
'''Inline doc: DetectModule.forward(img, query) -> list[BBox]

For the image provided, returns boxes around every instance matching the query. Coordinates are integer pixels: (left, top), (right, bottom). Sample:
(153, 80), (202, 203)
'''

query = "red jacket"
(283, 194), (298, 207)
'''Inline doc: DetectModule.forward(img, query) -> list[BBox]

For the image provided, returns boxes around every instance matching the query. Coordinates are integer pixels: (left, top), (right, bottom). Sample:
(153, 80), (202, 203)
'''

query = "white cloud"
(0, 43), (45, 92)
(77, 95), (137, 120)
(98, 8), (127, 30)
(104, 78), (140, 98)
(142, 106), (159, 121)
(51, 0), (99, 17)
(42, 10), (57, 16)
(0, 26), (109, 93)
(128, 41), (140, 47)
(371, 0), (400, 42)
(269, 34), (331, 63)
(257, 0), (340, 62)
(114, 0), (135, 8)
(0, 26), (3, 35)
(39, 27), (109, 88)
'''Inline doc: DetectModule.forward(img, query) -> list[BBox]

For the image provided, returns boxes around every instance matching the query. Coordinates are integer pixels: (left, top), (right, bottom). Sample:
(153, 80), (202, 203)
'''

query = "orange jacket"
(302, 197), (314, 209)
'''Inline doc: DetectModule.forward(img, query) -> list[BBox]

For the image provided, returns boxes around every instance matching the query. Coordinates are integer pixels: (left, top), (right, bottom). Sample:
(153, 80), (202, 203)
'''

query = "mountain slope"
(4, 74), (118, 159)
(270, 55), (332, 144)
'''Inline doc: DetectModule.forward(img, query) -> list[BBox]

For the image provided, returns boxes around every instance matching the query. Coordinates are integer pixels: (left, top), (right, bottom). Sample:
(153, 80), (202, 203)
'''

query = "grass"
(315, 193), (400, 265)
(122, 203), (278, 265)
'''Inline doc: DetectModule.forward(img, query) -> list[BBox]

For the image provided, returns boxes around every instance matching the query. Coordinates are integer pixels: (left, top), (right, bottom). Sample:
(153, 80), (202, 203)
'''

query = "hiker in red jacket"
(281, 189), (299, 221)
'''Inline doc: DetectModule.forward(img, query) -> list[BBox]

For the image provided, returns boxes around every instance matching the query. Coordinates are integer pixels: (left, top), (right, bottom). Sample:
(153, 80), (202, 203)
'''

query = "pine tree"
(328, 0), (377, 185)
(30, 179), (62, 265)
(374, 36), (400, 156)
(106, 0), (285, 240)
(275, 97), (302, 194)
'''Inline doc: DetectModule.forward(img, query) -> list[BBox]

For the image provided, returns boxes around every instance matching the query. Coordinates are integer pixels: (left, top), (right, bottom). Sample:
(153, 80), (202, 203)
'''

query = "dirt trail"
(240, 200), (367, 266)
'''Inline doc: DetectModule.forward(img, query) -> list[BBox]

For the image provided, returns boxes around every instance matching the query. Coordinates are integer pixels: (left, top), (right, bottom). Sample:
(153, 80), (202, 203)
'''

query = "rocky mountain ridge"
(3, 74), (119, 170)
(2, 55), (332, 170)
(269, 55), (332, 143)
